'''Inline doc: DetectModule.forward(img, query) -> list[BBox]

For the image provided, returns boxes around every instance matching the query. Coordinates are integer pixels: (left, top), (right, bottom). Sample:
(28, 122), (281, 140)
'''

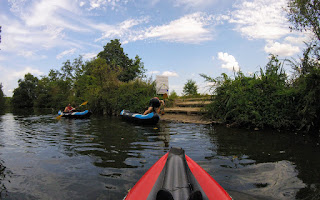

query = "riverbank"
(160, 113), (212, 124)
(160, 97), (215, 125)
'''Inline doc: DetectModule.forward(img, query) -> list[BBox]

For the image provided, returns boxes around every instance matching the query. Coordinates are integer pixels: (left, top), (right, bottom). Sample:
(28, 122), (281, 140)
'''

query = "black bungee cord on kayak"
(154, 147), (204, 200)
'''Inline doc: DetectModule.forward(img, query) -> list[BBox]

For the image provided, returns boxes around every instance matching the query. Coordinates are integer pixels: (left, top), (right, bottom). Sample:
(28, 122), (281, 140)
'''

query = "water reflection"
(0, 160), (9, 199)
(205, 126), (320, 199)
(0, 113), (319, 199)
(0, 115), (11, 199)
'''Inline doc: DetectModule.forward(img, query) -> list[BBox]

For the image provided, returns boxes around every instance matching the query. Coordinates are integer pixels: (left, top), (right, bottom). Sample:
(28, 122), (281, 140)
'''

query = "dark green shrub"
(203, 56), (297, 130)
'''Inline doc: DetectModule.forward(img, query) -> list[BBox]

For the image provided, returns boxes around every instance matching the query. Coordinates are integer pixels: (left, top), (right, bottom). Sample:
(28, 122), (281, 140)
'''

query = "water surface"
(0, 112), (319, 199)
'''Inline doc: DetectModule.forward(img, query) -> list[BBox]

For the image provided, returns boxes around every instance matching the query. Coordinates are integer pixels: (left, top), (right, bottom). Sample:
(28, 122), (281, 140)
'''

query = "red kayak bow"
(125, 147), (232, 200)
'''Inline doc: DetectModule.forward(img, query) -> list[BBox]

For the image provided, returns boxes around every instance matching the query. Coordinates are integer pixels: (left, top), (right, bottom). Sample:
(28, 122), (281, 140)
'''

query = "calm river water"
(0, 112), (319, 200)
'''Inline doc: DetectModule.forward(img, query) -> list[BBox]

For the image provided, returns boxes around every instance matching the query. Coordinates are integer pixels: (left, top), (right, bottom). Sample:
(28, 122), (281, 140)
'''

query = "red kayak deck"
(125, 147), (231, 200)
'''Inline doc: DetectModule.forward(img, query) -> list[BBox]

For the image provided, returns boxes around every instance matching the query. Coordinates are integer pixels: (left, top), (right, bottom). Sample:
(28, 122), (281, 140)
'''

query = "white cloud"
(19, 0), (87, 33)
(144, 12), (214, 43)
(0, 65), (44, 96)
(18, 50), (35, 58)
(95, 17), (149, 43)
(89, 0), (105, 9)
(12, 67), (44, 79)
(80, 1), (86, 7)
(82, 52), (97, 60)
(162, 71), (179, 77)
(284, 34), (313, 45)
(96, 12), (216, 44)
(217, 52), (240, 71)
(0, 8), (83, 56)
(56, 48), (77, 59)
(264, 41), (300, 56)
(87, 0), (128, 11)
(174, 0), (217, 8)
(230, 0), (289, 40)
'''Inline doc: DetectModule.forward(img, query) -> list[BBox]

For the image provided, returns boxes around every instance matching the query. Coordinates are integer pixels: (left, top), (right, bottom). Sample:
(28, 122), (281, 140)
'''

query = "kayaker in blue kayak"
(143, 97), (165, 115)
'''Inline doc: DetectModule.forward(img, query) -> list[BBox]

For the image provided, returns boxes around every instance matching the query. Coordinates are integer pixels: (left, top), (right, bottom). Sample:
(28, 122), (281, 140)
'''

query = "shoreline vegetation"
(201, 54), (319, 135)
(0, 0), (319, 136)
(5, 39), (156, 116)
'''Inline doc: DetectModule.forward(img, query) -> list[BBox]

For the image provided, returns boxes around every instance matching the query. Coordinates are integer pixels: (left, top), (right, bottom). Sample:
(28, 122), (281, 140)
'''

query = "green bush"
(115, 79), (156, 114)
(203, 56), (297, 130)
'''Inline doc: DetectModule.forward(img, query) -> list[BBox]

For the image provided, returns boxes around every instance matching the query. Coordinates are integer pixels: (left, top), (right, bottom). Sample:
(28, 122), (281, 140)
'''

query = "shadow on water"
(0, 111), (319, 199)
(0, 160), (11, 199)
(11, 107), (56, 116)
(0, 116), (10, 199)
(206, 126), (320, 200)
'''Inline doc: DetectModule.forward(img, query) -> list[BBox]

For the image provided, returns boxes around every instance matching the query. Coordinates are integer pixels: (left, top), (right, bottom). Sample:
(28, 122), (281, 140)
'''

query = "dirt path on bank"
(160, 113), (212, 124)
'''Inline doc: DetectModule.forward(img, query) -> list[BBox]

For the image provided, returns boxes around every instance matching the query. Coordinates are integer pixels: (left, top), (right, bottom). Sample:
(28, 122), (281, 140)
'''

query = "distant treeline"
(3, 39), (156, 115)
(200, 0), (320, 135)
(0, 84), (5, 112)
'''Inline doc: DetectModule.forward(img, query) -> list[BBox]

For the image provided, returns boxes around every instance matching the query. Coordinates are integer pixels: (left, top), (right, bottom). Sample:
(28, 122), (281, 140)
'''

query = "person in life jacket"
(64, 103), (75, 113)
(143, 97), (165, 115)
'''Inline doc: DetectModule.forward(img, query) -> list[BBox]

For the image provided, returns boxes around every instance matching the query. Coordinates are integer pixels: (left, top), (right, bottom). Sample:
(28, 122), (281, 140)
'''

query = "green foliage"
(9, 45), (152, 115)
(287, 0), (320, 41)
(115, 79), (156, 114)
(11, 73), (39, 108)
(97, 39), (145, 82)
(291, 45), (320, 133)
(76, 59), (154, 115)
(286, 0), (320, 135)
(33, 68), (72, 109)
(169, 90), (178, 99)
(203, 52), (320, 135)
(4, 97), (11, 110)
(79, 57), (121, 115)
(0, 83), (5, 112)
(203, 56), (297, 130)
(183, 79), (198, 96)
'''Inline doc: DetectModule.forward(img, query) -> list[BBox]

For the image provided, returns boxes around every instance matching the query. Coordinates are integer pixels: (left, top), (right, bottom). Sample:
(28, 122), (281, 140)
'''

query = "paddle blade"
(56, 115), (62, 120)
(81, 101), (88, 106)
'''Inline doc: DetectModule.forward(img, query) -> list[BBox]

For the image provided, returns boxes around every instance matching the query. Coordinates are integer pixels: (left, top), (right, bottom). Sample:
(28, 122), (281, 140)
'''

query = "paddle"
(56, 101), (88, 120)
(80, 101), (88, 107)
(56, 113), (63, 120)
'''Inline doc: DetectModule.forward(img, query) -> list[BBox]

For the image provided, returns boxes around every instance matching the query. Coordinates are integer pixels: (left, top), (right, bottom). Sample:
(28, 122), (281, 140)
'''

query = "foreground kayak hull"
(125, 147), (232, 200)
(120, 110), (160, 125)
(57, 110), (92, 119)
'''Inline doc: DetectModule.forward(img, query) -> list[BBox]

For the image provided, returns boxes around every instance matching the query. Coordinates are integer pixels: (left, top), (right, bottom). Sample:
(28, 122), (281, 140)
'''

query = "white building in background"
(155, 75), (169, 95)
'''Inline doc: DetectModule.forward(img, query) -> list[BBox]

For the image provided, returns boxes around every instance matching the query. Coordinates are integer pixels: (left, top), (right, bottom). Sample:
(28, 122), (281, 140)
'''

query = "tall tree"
(183, 79), (198, 96)
(287, 0), (320, 134)
(81, 57), (120, 114)
(287, 0), (320, 41)
(97, 39), (145, 82)
(11, 73), (39, 108)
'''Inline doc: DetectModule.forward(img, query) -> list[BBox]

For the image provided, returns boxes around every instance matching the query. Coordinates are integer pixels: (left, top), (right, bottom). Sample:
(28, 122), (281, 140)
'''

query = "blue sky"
(0, 0), (312, 96)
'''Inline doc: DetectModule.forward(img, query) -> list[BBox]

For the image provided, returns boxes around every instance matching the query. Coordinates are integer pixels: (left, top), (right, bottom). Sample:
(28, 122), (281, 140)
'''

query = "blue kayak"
(120, 110), (160, 125)
(58, 110), (92, 119)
